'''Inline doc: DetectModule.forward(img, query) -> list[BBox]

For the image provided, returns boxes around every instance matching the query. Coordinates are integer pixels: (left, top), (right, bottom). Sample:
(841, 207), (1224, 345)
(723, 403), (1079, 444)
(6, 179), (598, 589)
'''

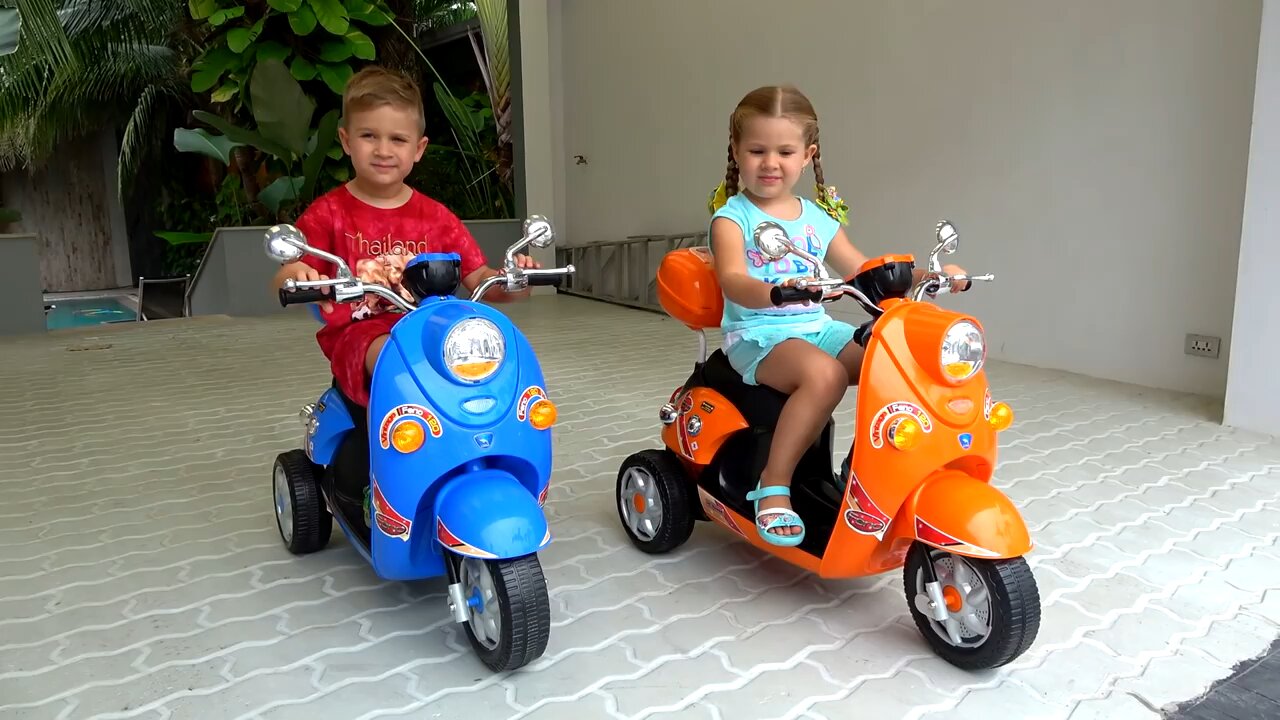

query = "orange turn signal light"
(391, 420), (426, 453)
(890, 417), (923, 451)
(529, 399), (557, 430)
(988, 402), (1014, 431)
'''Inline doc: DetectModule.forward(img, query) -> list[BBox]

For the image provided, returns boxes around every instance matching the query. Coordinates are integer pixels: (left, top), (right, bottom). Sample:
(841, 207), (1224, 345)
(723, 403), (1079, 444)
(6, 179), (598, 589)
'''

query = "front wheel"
(457, 554), (551, 673)
(616, 449), (695, 554)
(904, 543), (1040, 670)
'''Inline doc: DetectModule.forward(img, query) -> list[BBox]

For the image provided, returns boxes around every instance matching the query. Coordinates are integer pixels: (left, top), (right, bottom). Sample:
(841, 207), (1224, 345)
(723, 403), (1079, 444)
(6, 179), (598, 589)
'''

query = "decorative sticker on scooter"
(371, 480), (412, 541)
(914, 517), (1000, 558)
(698, 488), (747, 538)
(679, 392), (694, 414)
(675, 404), (697, 460)
(517, 386), (547, 421)
(843, 471), (890, 539)
(844, 509), (886, 536)
(474, 432), (493, 449)
(378, 404), (443, 449)
(868, 401), (933, 449)
(984, 389), (993, 420)
(436, 518), (498, 559)
(538, 484), (549, 507)
(958, 433), (973, 450)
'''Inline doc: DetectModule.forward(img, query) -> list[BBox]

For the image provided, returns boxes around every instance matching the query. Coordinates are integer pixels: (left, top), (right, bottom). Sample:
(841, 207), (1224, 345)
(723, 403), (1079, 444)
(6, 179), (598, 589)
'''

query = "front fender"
(873, 470), (1032, 567)
(433, 469), (551, 560)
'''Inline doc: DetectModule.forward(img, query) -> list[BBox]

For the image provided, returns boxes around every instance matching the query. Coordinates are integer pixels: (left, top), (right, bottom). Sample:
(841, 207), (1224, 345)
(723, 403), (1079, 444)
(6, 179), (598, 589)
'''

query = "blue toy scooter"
(263, 216), (573, 673)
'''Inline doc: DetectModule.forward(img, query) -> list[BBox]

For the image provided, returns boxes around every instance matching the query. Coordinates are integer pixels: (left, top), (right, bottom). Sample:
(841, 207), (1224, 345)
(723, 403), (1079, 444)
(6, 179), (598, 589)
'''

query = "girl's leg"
(752, 339), (849, 537)
(836, 340), (865, 386)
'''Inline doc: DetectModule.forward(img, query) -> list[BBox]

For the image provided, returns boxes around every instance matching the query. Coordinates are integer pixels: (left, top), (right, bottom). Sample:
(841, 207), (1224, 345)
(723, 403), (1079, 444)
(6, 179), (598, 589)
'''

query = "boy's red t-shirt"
(294, 184), (487, 330)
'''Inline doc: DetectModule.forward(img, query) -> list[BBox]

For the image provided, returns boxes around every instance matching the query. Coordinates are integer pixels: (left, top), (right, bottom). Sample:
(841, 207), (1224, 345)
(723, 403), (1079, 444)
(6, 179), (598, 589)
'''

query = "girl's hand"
(943, 263), (971, 292)
(780, 276), (816, 289)
(514, 254), (542, 270)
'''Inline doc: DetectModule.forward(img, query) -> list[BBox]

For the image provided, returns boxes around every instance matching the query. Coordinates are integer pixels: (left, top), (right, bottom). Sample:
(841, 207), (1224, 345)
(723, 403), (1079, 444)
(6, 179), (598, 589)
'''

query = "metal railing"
(554, 232), (706, 312)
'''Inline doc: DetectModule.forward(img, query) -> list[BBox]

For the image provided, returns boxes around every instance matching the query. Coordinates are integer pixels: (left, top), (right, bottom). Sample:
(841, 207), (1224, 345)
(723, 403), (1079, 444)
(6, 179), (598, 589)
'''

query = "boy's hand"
(514, 254), (542, 270)
(279, 261), (334, 312)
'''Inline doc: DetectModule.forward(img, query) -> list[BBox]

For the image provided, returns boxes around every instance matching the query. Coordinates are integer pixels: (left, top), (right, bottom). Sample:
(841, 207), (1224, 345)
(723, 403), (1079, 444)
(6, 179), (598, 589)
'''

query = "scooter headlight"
(443, 318), (505, 383)
(940, 320), (985, 382)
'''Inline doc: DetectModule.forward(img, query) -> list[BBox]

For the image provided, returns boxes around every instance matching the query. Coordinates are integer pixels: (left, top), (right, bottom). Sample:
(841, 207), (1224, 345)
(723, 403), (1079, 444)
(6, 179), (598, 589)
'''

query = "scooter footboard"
(433, 469), (551, 560)
(874, 470), (1032, 566)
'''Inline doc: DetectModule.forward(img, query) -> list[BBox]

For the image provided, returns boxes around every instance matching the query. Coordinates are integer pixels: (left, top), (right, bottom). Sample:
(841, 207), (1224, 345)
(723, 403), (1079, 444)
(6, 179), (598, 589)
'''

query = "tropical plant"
(174, 57), (342, 222)
(186, 0), (394, 109)
(0, 0), (195, 198)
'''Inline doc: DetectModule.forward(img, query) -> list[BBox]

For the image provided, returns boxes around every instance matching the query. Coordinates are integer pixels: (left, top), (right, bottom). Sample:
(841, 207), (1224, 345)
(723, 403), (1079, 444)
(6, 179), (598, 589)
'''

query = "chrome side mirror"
(752, 221), (792, 261)
(935, 220), (959, 254)
(525, 214), (555, 248)
(265, 224), (307, 264)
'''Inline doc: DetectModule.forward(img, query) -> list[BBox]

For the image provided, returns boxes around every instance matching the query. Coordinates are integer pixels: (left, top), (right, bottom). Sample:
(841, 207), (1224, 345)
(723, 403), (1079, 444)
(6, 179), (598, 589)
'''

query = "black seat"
(693, 349), (791, 430)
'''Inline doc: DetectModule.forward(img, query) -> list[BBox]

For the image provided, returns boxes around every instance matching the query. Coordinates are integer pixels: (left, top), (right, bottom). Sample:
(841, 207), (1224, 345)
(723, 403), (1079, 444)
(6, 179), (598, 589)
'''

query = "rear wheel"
(616, 449), (695, 553)
(904, 543), (1040, 670)
(457, 554), (551, 673)
(272, 450), (332, 554)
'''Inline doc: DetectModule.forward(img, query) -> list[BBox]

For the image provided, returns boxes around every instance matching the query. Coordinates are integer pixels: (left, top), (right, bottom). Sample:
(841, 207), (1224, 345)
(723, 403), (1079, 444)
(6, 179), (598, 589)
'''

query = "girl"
(707, 85), (968, 546)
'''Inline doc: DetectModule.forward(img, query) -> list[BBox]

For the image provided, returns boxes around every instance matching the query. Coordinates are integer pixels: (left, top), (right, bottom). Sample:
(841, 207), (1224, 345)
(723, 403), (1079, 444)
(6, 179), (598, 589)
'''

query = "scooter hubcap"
(273, 463), (293, 543)
(915, 552), (993, 648)
(620, 467), (663, 541)
(460, 557), (501, 650)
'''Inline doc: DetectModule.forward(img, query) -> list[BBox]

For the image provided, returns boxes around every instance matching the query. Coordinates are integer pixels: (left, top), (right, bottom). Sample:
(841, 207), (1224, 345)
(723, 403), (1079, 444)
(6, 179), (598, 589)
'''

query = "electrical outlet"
(1185, 333), (1221, 358)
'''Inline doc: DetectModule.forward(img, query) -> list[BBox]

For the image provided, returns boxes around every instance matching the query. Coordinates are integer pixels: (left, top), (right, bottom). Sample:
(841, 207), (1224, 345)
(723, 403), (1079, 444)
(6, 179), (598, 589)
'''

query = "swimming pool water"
(45, 298), (136, 330)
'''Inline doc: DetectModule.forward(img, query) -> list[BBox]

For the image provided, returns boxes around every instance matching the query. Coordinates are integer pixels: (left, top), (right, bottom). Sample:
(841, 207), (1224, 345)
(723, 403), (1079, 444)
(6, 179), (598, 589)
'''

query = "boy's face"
(339, 104), (428, 189)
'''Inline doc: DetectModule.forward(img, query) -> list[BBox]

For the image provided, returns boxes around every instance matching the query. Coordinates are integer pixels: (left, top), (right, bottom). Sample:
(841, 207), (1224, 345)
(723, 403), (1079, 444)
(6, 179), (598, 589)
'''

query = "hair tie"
(707, 180), (729, 215)
(816, 184), (850, 225)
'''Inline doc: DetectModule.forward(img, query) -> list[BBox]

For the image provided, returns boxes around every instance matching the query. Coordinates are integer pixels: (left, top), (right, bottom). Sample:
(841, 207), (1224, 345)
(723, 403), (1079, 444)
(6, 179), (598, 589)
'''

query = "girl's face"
(732, 115), (816, 202)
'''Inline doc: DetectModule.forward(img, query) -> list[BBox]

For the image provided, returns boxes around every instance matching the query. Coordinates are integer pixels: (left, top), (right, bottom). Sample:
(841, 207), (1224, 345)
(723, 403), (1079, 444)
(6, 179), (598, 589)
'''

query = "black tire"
(616, 449), (696, 554)
(904, 543), (1040, 670)
(272, 450), (332, 555)
(457, 554), (551, 673)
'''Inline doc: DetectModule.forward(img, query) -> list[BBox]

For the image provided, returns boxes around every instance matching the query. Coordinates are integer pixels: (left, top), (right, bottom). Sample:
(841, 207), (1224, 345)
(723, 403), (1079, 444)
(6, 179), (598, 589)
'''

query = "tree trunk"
(374, 0), (421, 77)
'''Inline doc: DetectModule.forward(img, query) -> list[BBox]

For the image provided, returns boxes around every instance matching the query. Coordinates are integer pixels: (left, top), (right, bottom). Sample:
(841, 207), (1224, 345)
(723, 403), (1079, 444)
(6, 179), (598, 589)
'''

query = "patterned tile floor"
(1, 295), (1278, 720)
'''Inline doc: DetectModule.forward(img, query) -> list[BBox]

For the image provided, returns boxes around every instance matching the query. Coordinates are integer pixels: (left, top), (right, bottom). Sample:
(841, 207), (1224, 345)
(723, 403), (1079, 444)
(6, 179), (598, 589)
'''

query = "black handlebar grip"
(527, 274), (563, 288)
(770, 285), (824, 306)
(279, 287), (330, 307)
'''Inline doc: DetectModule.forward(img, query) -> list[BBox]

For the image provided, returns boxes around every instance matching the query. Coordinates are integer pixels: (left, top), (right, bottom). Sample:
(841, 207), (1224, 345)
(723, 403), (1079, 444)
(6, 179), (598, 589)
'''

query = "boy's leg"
(752, 340), (848, 537)
(365, 334), (389, 376)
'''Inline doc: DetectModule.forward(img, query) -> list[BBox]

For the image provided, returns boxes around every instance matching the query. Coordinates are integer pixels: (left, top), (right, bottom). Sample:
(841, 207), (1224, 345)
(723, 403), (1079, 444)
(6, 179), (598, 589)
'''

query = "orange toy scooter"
(616, 220), (1040, 670)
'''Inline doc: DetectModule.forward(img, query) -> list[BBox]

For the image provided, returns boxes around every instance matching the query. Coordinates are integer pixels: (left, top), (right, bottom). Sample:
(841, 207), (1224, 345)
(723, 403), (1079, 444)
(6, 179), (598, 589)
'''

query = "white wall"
(551, 0), (1262, 399)
(1225, 0), (1280, 436)
(517, 0), (558, 274)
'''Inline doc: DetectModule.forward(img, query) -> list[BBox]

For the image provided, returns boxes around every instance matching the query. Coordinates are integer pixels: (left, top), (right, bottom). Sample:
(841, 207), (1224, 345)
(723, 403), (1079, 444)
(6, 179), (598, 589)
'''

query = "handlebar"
(769, 284), (824, 306)
(279, 286), (330, 306)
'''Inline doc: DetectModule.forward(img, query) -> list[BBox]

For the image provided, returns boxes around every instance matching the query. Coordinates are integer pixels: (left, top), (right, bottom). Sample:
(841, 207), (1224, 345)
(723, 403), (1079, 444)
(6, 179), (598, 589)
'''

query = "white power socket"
(1185, 333), (1221, 358)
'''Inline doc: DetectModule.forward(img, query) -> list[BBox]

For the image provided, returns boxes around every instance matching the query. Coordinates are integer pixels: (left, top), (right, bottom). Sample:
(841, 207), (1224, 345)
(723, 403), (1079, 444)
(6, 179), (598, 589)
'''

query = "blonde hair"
(724, 85), (828, 205)
(342, 65), (426, 134)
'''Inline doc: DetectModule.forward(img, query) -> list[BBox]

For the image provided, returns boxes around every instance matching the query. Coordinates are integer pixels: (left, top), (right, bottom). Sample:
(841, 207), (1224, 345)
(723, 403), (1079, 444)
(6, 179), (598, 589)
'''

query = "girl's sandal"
(745, 483), (806, 547)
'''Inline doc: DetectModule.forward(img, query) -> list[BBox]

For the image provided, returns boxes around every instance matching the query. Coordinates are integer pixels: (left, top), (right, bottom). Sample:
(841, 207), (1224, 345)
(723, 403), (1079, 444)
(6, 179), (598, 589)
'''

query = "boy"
(274, 66), (540, 408)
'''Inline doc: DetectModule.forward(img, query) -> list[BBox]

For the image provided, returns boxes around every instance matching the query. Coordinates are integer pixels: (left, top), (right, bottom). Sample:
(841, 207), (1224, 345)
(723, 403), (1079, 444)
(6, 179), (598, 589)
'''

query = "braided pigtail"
(707, 140), (740, 215)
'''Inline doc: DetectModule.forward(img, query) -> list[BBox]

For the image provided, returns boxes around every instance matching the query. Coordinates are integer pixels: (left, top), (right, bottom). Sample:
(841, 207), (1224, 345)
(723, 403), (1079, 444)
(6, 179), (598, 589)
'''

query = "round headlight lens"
(940, 320), (985, 382)
(443, 318), (505, 383)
